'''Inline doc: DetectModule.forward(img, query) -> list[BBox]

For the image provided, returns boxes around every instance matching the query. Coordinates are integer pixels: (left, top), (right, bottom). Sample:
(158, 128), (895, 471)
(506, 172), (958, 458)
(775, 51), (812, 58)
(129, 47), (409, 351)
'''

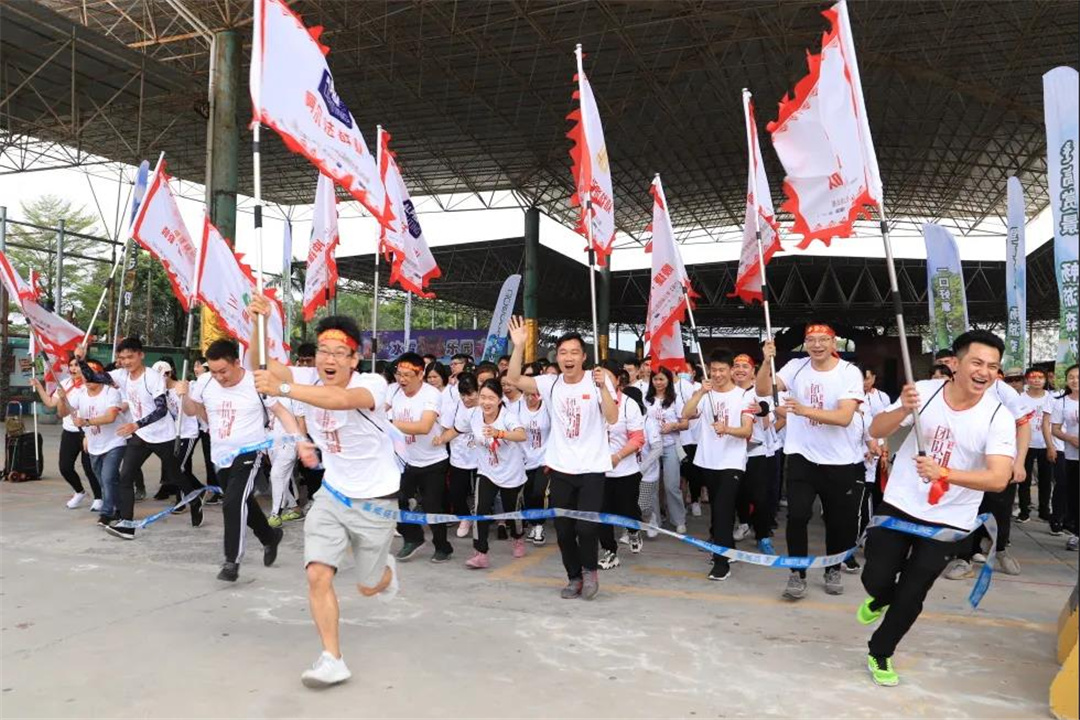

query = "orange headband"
(733, 354), (756, 367)
(805, 324), (836, 339)
(397, 361), (424, 374)
(317, 329), (358, 351)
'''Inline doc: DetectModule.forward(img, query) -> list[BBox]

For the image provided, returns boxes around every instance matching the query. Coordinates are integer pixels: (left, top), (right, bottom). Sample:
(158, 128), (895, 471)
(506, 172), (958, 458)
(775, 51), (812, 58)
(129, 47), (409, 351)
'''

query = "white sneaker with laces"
(733, 523), (750, 541)
(90, 499), (103, 512)
(456, 520), (472, 538)
(691, 502), (702, 517)
(66, 492), (86, 509)
(301, 651), (352, 688)
(646, 513), (659, 539)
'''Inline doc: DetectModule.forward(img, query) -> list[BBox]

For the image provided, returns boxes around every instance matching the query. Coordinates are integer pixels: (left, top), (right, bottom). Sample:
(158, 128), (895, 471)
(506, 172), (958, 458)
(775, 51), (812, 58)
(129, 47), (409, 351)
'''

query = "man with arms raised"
(506, 316), (617, 600)
(858, 330), (1014, 686)
(757, 323), (864, 599)
(249, 297), (401, 689)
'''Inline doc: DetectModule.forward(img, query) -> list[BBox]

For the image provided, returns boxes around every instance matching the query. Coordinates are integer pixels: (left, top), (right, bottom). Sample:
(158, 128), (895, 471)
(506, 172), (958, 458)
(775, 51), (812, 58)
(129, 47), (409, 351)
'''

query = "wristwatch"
(278, 382), (292, 397)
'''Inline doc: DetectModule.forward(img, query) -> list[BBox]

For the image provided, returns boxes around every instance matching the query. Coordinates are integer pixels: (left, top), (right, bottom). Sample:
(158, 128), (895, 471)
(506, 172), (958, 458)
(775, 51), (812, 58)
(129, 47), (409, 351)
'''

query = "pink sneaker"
(512, 538), (526, 558)
(456, 520), (472, 538)
(465, 551), (489, 569)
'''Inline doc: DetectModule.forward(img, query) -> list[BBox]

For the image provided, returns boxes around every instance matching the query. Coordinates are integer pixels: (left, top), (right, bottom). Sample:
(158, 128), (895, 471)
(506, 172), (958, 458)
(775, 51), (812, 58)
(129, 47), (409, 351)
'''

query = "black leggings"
(549, 471), (605, 579)
(117, 436), (200, 522)
(701, 468), (742, 571)
(682, 444), (703, 503)
(736, 454), (773, 541)
(1020, 448), (1051, 518)
(397, 460), (452, 554)
(447, 464), (474, 517)
(785, 454), (863, 577)
(599, 473), (641, 553)
(473, 477), (524, 553)
(198, 430), (218, 486)
(59, 429), (100, 498)
(862, 503), (959, 658)
(524, 467), (549, 527)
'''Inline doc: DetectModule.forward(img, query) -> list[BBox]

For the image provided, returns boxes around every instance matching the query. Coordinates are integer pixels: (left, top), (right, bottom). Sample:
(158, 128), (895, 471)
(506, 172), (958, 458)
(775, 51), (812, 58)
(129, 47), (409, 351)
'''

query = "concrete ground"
(1, 425), (1075, 719)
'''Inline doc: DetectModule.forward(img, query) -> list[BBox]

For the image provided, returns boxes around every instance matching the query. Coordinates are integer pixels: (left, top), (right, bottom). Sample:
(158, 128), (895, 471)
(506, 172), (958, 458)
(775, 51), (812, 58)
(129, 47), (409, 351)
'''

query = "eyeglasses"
(316, 347), (353, 361)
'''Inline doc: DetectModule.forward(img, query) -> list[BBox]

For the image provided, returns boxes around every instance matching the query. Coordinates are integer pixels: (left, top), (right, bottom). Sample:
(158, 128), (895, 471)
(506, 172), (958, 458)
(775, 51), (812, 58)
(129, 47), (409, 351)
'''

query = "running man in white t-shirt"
(180, 339), (308, 582)
(757, 323), (864, 599)
(507, 317), (617, 601)
(250, 305), (402, 689)
(685, 350), (754, 581)
(859, 330), (1015, 687)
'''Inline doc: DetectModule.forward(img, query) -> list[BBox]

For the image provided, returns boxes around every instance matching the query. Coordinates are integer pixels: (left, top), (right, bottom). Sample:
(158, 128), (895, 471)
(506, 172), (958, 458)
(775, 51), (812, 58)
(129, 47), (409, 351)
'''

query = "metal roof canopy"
(336, 236), (1060, 331)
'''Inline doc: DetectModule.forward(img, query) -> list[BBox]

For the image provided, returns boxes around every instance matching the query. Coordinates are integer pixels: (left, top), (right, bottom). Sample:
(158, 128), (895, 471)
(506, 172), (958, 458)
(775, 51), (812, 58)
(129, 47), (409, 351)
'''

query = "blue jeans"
(91, 446), (125, 519)
(660, 443), (686, 528)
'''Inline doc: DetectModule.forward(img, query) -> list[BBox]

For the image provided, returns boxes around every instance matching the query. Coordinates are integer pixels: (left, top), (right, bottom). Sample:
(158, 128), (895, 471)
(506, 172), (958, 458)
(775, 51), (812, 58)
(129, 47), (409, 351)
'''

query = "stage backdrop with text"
(361, 330), (487, 362)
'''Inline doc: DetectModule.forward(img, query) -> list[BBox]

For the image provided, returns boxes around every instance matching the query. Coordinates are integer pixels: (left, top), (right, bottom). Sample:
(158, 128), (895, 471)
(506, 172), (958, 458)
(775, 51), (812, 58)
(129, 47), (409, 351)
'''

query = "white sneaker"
(456, 520), (472, 538)
(66, 492), (86, 509)
(618, 531), (630, 545)
(733, 523), (750, 541)
(301, 651), (352, 688)
(532, 524), (546, 546)
(90, 499), (103, 512)
(646, 513), (660, 539)
(972, 552), (988, 564)
(691, 502), (702, 517)
(676, 524), (687, 535)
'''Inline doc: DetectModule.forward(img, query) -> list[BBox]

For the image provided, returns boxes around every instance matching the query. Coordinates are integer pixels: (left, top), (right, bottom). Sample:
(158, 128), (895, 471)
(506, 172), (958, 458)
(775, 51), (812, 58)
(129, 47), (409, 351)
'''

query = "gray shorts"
(303, 492), (396, 587)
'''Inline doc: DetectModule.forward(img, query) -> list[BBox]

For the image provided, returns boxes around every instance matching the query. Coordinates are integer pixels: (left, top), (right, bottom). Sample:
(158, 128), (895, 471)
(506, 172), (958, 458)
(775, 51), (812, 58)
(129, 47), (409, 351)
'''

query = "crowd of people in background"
(23, 305), (1080, 689)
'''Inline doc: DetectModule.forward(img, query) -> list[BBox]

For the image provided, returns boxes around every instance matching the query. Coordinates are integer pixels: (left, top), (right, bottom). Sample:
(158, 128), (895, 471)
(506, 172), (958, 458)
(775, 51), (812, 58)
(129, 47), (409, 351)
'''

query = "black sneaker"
(396, 541), (425, 561)
(843, 556), (862, 574)
(97, 516), (112, 528)
(1016, 514), (1031, 524)
(134, 488), (147, 502)
(106, 525), (135, 540)
(153, 487), (172, 501)
(430, 549), (453, 564)
(708, 561), (731, 581)
(190, 498), (204, 528)
(264, 527), (284, 567)
(1050, 525), (1064, 536)
(204, 493), (222, 506)
(497, 524), (509, 540)
(171, 501), (188, 515)
(217, 562), (239, 582)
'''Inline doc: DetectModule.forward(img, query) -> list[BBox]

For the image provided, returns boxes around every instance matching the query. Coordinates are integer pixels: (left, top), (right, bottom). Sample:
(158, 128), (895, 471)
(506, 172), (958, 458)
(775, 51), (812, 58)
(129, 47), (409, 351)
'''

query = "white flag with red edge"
(649, 318), (687, 375)
(23, 298), (87, 375)
(731, 91), (783, 304)
(766, 0), (882, 249)
(567, 46), (616, 267)
(378, 129), (440, 298)
(302, 173), (340, 320)
(644, 175), (694, 367)
(0, 249), (40, 303)
(130, 159), (199, 311)
(250, 0), (389, 227)
(197, 218), (290, 365)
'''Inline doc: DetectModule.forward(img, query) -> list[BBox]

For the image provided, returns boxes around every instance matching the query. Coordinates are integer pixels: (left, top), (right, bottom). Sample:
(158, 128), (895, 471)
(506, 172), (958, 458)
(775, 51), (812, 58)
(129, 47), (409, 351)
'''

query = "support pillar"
(200, 30), (240, 352)
(597, 263), (611, 363)
(523, 207), (540, 363)
(55, 219), (65, 313)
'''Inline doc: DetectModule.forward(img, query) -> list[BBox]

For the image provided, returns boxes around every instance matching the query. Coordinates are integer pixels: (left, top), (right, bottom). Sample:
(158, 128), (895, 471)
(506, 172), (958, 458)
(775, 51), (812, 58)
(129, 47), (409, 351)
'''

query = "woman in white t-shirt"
(1050, 364), (1079, 544)
(599, 378), (646, 567)
(519, 384), (551, 545)
(31, 356), (100, 509)
(68, 360), (126, 525)
(644, 366), (688, 533)
(437, 372), (481, 539)
(441, 379), (528, 569)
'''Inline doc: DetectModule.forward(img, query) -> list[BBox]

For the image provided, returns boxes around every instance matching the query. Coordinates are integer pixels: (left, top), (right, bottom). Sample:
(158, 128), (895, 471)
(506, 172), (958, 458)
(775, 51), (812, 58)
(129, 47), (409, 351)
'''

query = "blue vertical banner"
(481, 274), (521, 362)
(1044, 67), (1079, 386)
(1003, 177), (1027, 375)
(923, 224), (969, 351)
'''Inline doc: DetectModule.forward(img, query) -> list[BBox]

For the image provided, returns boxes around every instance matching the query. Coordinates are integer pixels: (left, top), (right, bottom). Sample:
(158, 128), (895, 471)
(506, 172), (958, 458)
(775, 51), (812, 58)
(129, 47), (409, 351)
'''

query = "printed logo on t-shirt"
(217, 401), (236, 439)
(807, 383), (825, 427)
(313, 409), (343, 453)
(486, 438), (501, 467)
(929, 425), (955, 468)
(562, 397), (582, 439)
(394, 408), (418, 444)
(528, 422), (543, 449)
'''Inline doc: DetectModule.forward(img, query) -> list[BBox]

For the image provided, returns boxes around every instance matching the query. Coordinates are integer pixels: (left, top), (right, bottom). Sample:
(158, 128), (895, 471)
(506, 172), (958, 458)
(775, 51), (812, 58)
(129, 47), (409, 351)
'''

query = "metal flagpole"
(575, 44), (601, 364)
(878, 202), (926, 454)
(371, 125), (383, 372)
(253, 123), (267, 369)
(174, 216), (206, 449)
(29, 324), (39, 466)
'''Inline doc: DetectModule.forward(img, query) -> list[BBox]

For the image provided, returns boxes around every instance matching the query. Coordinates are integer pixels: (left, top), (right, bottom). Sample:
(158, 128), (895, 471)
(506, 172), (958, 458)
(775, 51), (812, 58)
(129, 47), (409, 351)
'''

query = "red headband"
(397, 361), (425, 374)
(317, 329), (358, 351)
(805, 324), (836, 339)
(733, 354), (756, 368)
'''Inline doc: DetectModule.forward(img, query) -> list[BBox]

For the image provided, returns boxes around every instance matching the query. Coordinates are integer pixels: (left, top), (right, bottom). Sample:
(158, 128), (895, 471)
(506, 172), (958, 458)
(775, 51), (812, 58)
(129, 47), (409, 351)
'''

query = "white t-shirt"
(188, 370), (276, 468)
(56, 378), (84, 432)
(1044, 395), (1067, 452)
(534, 373), (616, 475)
(608, 394), (645, 478)
(864, 388), (892, 418)
(675, 378), (701, 446)
(389, 382), (446, 468)
(462, 407), (526, 488)
(292, 367), (401, 498)
(743, 390), (771, 459)
(883, 380), (1016, 530)
(72, 386), (126, 455)
(109, 366), (174, 444)
(520, 401), (550, 471)
(645, 394), (685, 448)
(776, 358), (865, 465)
(1017, 392), (1050, 450)
(440, 385), (477, 470)
(1051, 395), (1080, 461)
(632, 379), (649, 396)
(693, 386), (753, 472)
(167, 387), (200, 440)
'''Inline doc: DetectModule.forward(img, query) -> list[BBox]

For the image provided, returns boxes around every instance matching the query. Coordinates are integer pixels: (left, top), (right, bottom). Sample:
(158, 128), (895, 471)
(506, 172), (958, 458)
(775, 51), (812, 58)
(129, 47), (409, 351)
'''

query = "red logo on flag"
(827, 172), (844, 190)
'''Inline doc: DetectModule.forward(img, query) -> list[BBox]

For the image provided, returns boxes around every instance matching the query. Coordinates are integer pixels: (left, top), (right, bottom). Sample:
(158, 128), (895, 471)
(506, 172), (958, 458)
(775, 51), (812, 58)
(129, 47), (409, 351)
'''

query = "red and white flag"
(250, 0), (389, 227)
(197, 218), (290, 365)
(644, 175), (693, 373)
(731, 90), (783, 304)
(130, 158), (199, 310)
(0, 249), (40, 304)
(302, 173), (340, 320)
(378, 128), (440, 298)
(766, 0), (882, 248)
(567, 45), (615, 267)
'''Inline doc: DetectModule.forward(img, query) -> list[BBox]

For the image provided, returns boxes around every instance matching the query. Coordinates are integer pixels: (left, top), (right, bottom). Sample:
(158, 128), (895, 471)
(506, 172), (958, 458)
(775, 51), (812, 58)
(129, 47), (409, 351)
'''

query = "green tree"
(7, 195), (101, 314)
